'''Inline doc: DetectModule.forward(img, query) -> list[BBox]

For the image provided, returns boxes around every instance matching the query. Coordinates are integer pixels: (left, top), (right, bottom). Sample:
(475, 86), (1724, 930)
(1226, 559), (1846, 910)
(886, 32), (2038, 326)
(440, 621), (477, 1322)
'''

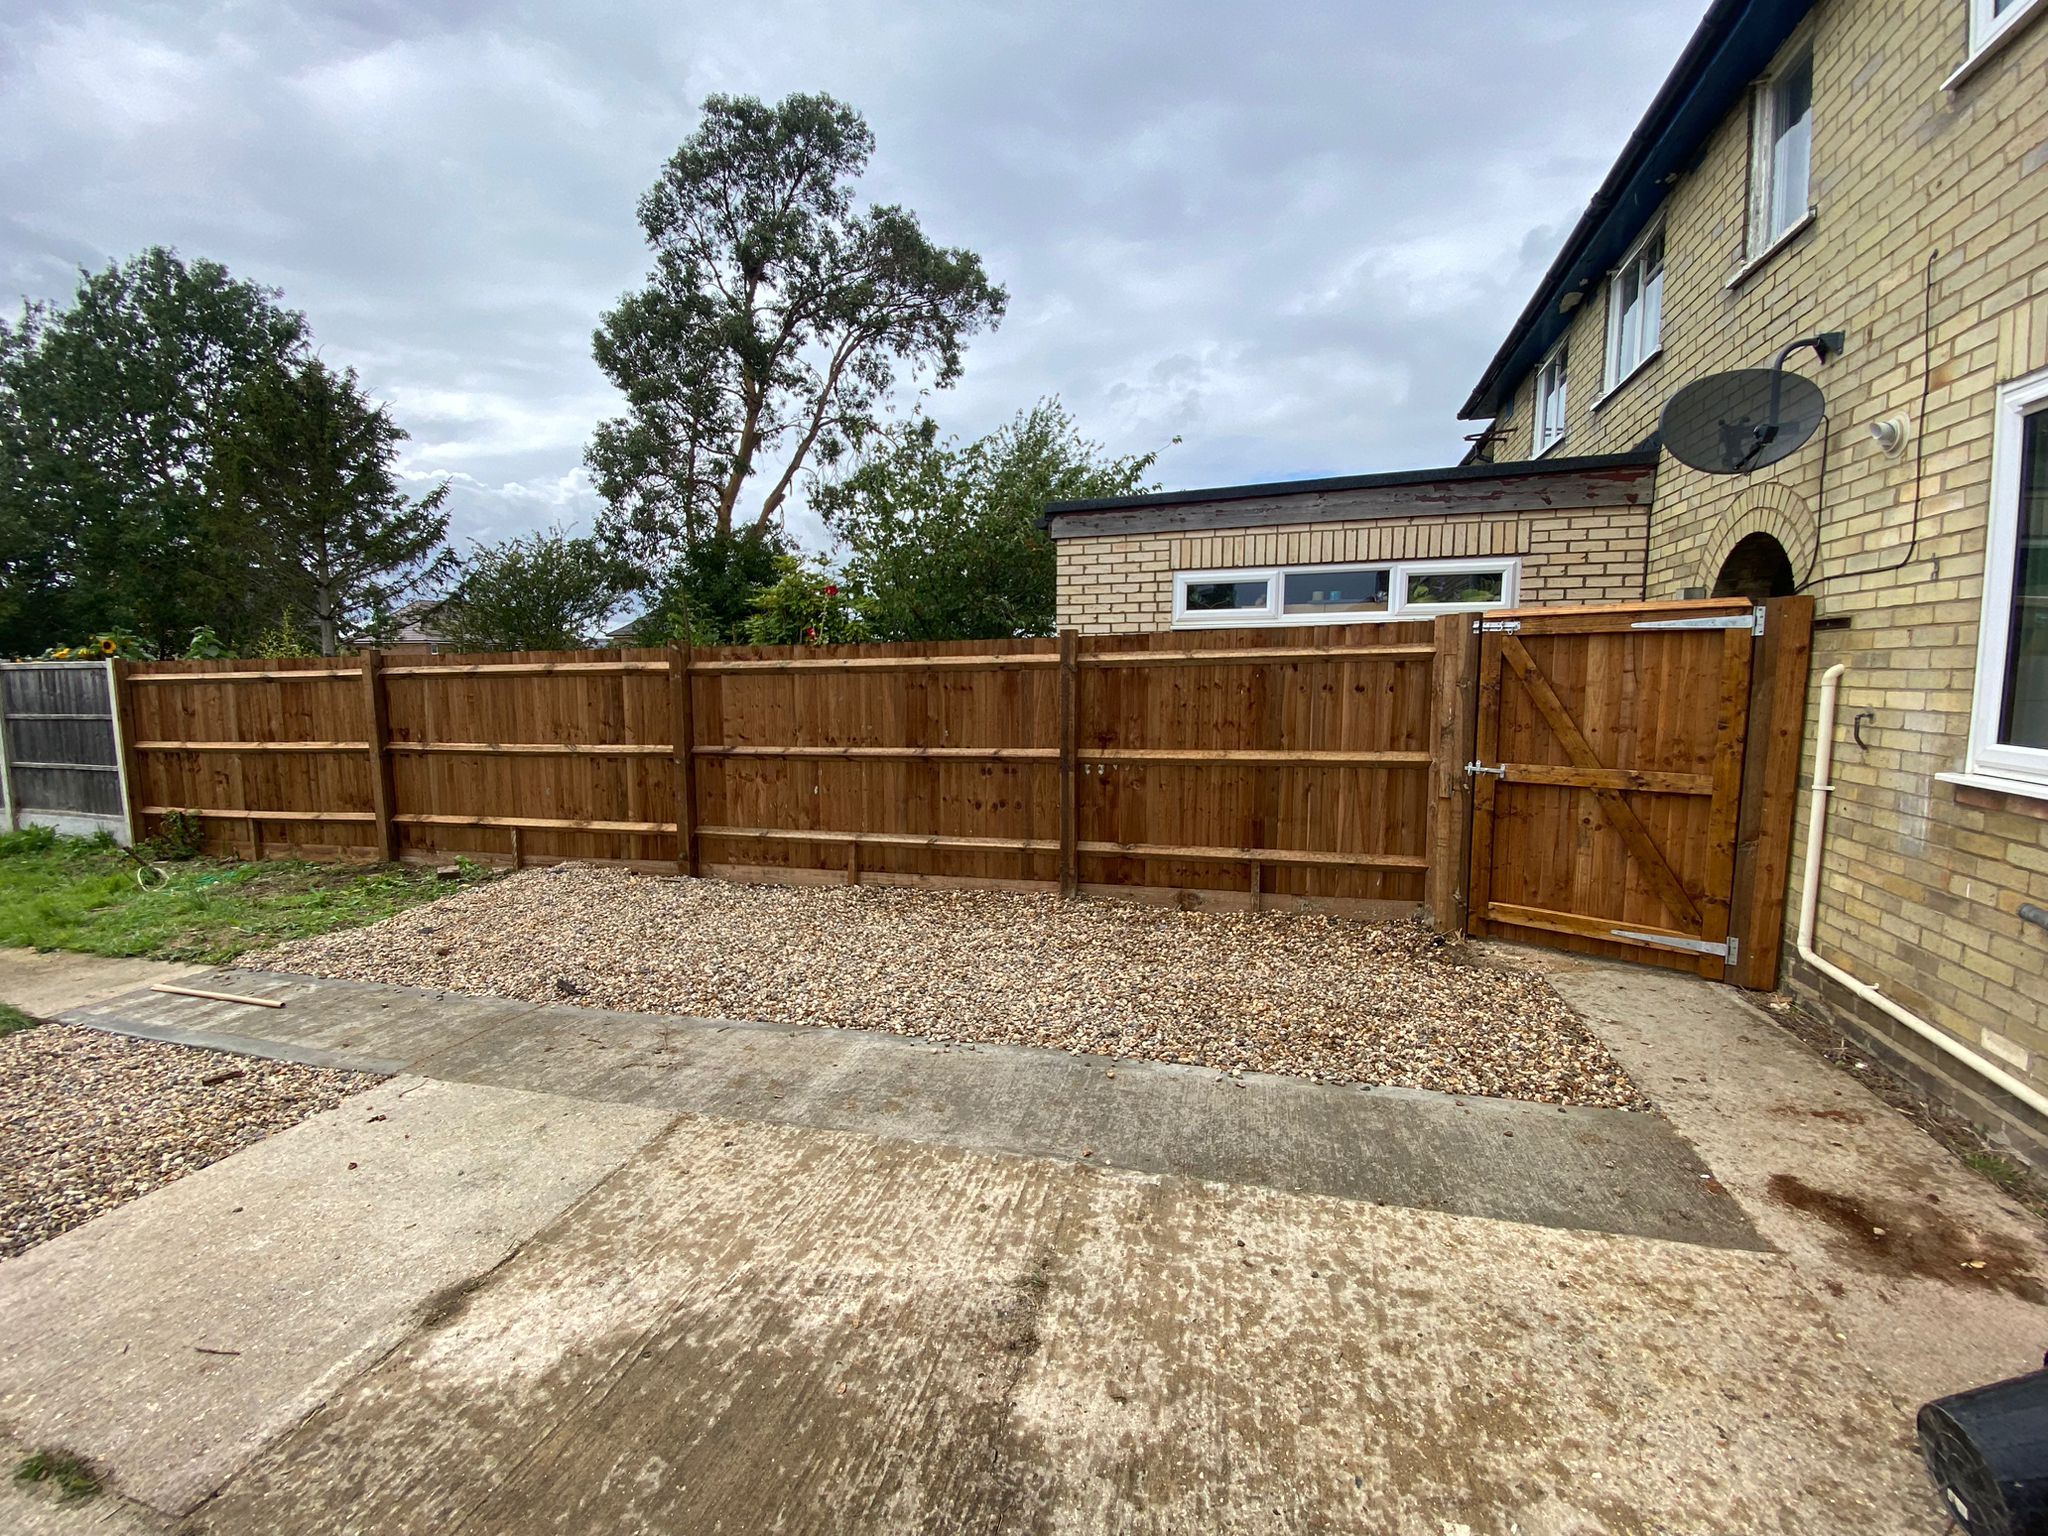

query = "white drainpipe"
(1798, 663), (2048, 1120)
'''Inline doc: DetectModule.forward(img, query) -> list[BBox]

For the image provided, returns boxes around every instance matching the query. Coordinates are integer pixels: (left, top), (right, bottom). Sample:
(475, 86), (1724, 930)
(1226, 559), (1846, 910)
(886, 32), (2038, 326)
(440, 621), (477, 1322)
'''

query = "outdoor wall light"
(1869, 415), (1911, 456)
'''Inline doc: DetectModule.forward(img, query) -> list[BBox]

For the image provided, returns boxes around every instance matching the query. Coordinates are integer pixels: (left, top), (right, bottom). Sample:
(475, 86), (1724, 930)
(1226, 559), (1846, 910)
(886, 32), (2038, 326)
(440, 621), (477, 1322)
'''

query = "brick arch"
(1698, 483), (1819, 591)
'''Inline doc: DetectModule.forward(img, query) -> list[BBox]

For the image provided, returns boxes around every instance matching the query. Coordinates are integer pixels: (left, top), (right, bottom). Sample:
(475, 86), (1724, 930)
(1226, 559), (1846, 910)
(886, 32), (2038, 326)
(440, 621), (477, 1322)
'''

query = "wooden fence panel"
(0, 661), (126, 838)
(120, 626), (1442, 913)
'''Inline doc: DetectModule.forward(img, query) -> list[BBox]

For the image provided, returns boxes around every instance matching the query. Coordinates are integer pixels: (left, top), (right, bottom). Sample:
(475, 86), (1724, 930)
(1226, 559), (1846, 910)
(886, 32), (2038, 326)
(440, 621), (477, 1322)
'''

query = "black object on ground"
(1919, 1368), (2048, 1535)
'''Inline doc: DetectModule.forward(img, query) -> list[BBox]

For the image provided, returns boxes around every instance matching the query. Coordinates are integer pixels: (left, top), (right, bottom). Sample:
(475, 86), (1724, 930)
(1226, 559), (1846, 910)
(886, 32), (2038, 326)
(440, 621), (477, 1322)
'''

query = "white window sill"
(1946, 0), (2047, 90)
(1935, 769), (2048, 806)
(1533, 435), (1568, 459)
(1726, 210), (1816, 292)
(1593, 348), (1662, 413)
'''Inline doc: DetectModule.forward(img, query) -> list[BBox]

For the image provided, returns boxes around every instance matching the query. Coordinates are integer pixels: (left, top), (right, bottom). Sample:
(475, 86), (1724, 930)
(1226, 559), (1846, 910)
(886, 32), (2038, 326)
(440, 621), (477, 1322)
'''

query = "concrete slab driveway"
(2, 955), (2042, 1534)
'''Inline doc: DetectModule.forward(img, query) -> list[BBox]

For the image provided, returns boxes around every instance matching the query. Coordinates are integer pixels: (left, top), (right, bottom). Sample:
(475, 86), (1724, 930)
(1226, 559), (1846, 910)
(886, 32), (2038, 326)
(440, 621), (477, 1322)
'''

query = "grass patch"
(0, 829), (496, 965)
(1965, 1150), (2031, 1198)
(0, 1002), (36, 1037)
(14, 1447), (100, 1503)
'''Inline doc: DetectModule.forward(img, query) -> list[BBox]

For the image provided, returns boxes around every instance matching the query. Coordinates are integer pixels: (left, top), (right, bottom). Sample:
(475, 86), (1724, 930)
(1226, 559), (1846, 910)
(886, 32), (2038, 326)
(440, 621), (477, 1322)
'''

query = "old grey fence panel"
(0, 661), (130, 841)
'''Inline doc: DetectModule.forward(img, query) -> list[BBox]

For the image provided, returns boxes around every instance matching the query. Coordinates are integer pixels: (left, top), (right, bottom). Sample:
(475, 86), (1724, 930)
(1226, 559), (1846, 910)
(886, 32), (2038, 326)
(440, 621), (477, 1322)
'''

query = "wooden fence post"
(359, 649), (398, 862)
(108, 658), (147, 848)
(670, 645), (698, 877)
(1425, 614), (1478, 933)
(1057, 629), (1079, 898)
(1728, 596), (1814, 989)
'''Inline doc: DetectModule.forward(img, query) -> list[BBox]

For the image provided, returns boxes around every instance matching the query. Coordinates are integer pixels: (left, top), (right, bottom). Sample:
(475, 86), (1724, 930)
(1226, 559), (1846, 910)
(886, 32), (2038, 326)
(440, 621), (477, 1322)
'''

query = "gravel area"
(253, 864), (1645, 1109)
(0, 1024), (381, 1258)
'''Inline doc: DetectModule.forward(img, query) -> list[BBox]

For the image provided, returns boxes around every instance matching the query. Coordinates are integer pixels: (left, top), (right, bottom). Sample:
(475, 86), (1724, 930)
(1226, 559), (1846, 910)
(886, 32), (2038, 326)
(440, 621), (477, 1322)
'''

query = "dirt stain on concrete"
(1767, 1173), (2044, 1301)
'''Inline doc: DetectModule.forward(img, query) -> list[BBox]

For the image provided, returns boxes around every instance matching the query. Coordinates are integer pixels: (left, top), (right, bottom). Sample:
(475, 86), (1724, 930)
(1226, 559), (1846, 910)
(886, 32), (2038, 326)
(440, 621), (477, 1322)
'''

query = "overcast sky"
(0, 0), (1703, 555)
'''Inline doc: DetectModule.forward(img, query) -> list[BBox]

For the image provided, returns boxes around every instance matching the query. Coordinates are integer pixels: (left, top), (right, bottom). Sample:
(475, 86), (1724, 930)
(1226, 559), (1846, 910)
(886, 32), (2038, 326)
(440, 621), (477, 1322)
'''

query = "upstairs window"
(1605, 226), (1665, 391)
(1534, 341), (1569, 455)
(1748, 43), (1814, 255)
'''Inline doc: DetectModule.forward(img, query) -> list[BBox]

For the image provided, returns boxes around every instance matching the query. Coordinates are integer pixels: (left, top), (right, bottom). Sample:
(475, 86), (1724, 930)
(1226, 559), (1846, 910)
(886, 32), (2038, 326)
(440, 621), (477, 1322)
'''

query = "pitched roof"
(1458, 0), (1816, 420)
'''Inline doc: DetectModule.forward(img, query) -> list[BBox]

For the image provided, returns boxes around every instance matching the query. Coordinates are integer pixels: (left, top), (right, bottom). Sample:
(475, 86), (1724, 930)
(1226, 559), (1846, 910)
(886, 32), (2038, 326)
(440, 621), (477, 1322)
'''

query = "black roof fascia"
(1457, 0), (1815, 421)
(1041, 449), (1658, 521)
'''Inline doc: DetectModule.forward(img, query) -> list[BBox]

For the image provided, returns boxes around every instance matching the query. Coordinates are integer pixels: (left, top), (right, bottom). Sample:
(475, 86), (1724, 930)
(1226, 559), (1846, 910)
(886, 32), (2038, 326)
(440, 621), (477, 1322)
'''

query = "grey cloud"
(0, 0), (1704, 553)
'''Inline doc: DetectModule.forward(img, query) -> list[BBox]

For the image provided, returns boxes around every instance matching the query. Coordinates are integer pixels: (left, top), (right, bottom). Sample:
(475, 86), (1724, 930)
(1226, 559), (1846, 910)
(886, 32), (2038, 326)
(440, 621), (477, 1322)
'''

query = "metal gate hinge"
(1464, 761), (1506, 778)
(1628, 608), (1767, 635)
(1610, 928), (1740, 963)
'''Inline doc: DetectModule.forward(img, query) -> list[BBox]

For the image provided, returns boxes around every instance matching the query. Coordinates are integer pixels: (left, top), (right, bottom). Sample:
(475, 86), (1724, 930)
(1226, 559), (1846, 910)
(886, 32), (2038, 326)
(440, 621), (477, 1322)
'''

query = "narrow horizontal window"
(1282, 568), (1390, 617)
(1182, 578), (1269, 614)
(1404, 568), (1508, 608)
(1173, 560), (1519, 628)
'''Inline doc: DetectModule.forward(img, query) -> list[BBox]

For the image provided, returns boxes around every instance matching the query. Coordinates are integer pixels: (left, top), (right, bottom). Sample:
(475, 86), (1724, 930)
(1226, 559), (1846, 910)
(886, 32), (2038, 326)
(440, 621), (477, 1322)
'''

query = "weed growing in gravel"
(0, 1003), (36, 1037)
(0, 832), (497, 964)
(14, 1447), (100, 1503)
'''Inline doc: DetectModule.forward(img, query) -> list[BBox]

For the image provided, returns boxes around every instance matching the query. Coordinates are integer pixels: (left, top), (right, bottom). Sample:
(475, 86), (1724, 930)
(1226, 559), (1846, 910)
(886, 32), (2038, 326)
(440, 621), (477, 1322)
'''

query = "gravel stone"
(0, 1024), (381, 1258)
(253, 864), (1645, 1111)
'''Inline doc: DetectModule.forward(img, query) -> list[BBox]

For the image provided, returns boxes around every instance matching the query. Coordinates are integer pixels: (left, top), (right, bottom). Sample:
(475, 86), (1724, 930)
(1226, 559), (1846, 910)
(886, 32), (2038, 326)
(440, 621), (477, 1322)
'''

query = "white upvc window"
(1604, 225), (1665, 392)
(1970, 0), (2045, 55)
(1534, 341), (1569, 456)
(1961, 367), (2048, 790)
(1747, 40), (1814, 257)
(1173, 558), (1520, 629)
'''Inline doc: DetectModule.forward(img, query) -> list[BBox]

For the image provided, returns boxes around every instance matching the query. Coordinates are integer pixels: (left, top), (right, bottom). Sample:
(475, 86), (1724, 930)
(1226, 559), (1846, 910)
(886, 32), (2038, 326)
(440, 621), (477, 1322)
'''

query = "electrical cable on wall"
(1800, 248), (1939, 588)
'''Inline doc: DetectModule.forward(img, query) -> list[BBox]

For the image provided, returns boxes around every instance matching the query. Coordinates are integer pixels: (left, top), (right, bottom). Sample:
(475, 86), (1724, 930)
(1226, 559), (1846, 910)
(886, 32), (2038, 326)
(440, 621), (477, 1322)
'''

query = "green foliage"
(13, 1449), (99, 1504)
(816, 399), (1163, 640)
(587, 93), (1006, 566)
(0, 832), (496, 964)
(742, 558), (868, 646)
(146, 810), (206, 861)
(0, 1001), (36, 1038)
(634, 527), (794, 645)
(182, 625), (232, 660)
(0, 248), (310, 656)
(437, 527), (638, 652)
(250, 608), (318, 659)
(216, 358), (455, 655)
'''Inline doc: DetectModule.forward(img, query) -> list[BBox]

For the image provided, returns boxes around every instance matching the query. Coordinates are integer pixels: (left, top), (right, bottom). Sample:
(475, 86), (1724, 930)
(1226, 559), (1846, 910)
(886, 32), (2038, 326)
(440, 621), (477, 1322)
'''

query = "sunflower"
(52, 646), (72, 658)
(98, 636), (120, 656)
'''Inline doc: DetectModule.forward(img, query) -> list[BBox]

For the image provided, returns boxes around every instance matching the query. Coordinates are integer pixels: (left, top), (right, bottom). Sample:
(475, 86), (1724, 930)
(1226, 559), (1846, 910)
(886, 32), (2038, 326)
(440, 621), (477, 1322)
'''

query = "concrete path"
(0, 949), (195, 1018)
(7, 955), (2044, 1532)
(58, 968), (1758, 1249)
(1532, 949), (2048, 1411)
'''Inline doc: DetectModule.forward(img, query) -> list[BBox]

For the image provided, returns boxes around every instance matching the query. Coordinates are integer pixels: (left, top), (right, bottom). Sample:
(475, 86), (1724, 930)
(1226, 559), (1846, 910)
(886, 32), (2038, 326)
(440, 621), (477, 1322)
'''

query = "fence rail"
(114, 620), (1466, 918)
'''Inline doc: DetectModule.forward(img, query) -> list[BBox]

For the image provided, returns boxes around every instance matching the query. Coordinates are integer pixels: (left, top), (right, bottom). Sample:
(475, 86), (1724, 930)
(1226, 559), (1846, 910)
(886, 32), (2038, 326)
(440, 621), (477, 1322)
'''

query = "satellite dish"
(1659, 366), (1826, 475)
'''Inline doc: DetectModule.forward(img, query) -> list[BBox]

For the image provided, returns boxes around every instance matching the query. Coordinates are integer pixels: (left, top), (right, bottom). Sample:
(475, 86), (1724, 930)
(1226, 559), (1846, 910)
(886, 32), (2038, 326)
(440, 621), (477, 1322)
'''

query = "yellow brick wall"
(1488, 0), (2048, 1152)
(1054, 503), (1648, 633)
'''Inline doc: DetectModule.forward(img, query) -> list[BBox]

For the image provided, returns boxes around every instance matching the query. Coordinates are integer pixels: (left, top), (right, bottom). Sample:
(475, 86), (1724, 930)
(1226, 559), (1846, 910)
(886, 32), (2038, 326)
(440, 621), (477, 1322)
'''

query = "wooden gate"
(1464, 597), (1811, 983)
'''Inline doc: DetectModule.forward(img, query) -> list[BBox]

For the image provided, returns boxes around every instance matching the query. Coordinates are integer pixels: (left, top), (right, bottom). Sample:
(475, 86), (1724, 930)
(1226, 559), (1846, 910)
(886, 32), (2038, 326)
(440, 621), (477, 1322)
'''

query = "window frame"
(1970, 0), (2044, 54)
(1603, 222), (1666, 396)
(1962, 366), (2048, 788)
(1172, 558), (1521, 630)
(1746, 35), (1815, 260)
(1533, 339), (1570, 457)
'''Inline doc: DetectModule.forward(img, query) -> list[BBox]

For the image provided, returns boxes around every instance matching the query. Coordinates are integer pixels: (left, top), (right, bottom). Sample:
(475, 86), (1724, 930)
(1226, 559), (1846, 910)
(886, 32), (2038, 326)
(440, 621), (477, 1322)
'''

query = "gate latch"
(1465, 761), (1507, 778)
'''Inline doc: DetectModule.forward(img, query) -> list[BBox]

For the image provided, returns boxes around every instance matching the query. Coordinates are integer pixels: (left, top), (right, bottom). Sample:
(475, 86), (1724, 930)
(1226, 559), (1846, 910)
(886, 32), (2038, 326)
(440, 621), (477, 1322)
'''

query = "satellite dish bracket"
(1741, 332), (1845, 470)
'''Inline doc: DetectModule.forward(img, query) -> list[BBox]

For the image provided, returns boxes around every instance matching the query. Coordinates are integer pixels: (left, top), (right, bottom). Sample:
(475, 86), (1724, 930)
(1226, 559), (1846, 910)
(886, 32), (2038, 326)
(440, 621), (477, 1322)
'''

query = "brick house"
(1452, 0), (2048, 1164)
(1050, 0), (2048, 1165)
